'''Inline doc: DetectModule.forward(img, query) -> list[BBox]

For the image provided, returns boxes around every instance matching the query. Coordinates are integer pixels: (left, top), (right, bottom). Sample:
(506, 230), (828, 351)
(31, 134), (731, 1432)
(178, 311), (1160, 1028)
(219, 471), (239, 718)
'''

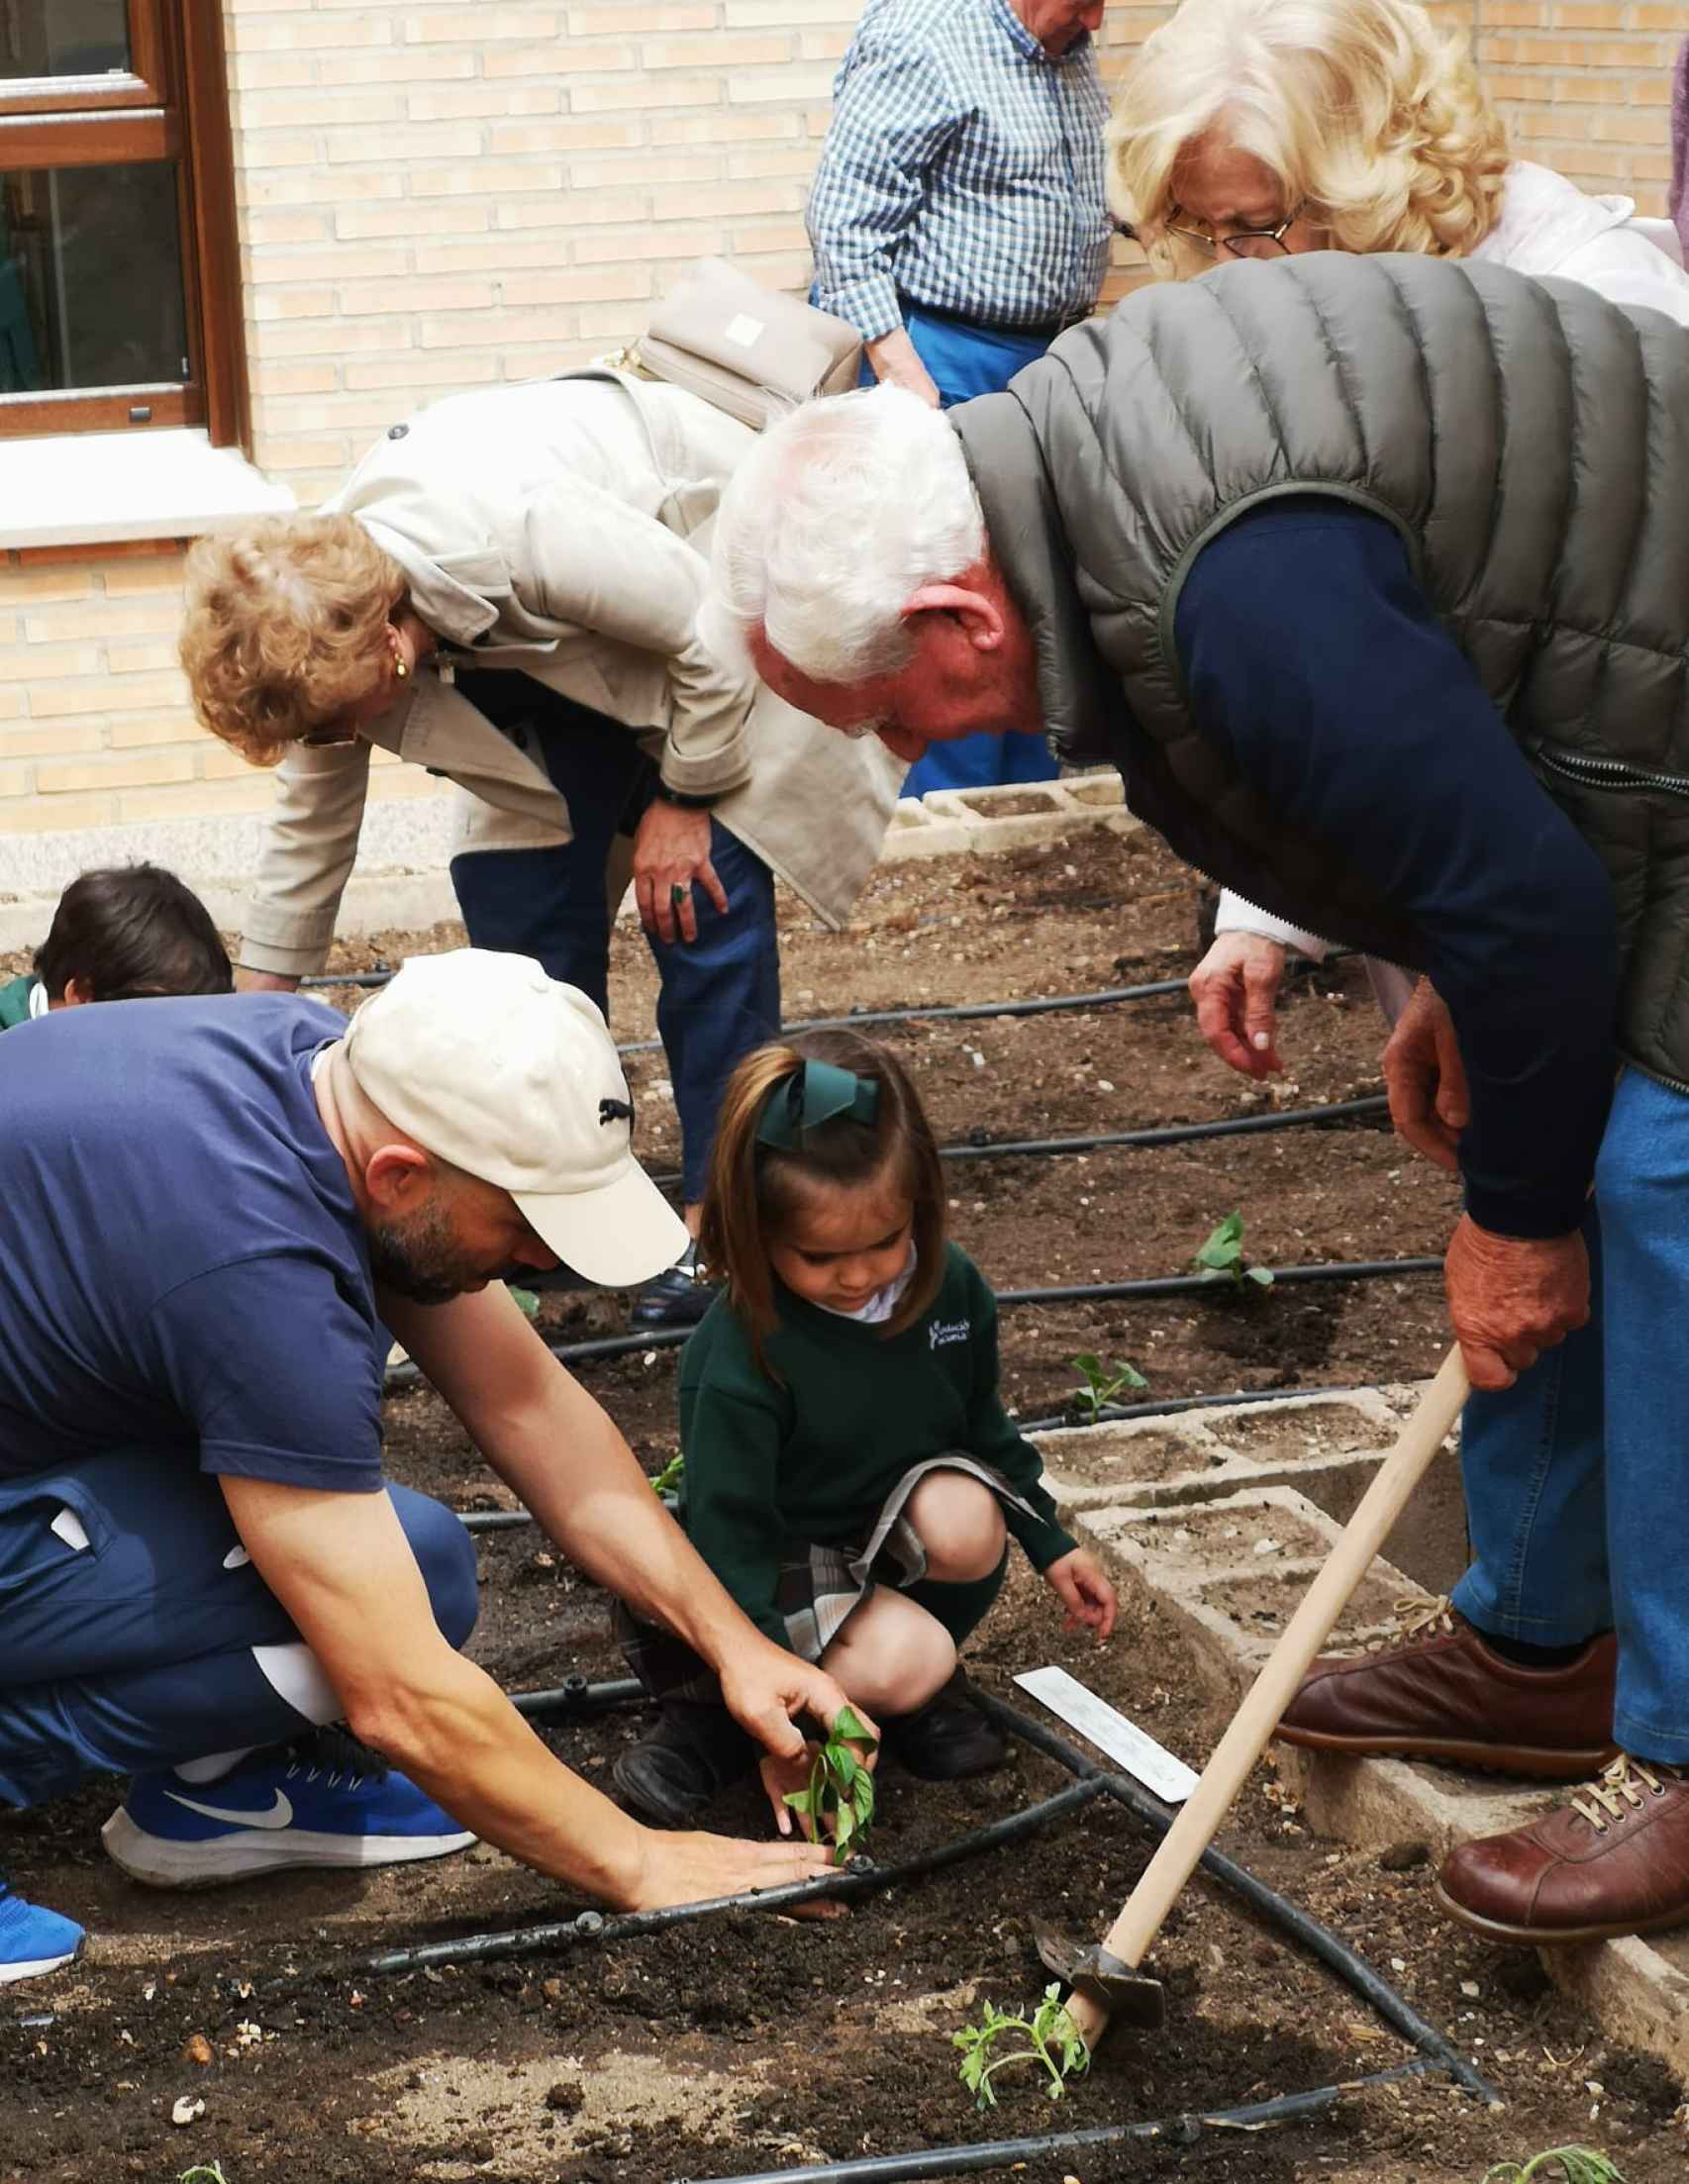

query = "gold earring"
(394, 656), (409, 680)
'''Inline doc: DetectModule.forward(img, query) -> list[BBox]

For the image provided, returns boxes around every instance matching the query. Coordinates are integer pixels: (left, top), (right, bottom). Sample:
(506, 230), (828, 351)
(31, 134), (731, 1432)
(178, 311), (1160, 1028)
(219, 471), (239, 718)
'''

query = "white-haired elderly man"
(701, 247), (1689, 1951)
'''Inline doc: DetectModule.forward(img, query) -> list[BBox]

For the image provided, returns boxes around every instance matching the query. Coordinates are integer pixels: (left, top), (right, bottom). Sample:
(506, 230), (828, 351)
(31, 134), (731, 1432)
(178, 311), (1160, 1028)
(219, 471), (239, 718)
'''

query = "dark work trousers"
(447, 671), (781, 1203)
(0, 1451), (477, 1807)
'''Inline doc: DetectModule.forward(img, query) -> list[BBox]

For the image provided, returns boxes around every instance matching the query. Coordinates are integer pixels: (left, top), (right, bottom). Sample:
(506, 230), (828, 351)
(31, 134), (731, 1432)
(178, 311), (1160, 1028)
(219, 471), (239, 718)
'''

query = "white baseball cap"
(342, 948), (688, 1288)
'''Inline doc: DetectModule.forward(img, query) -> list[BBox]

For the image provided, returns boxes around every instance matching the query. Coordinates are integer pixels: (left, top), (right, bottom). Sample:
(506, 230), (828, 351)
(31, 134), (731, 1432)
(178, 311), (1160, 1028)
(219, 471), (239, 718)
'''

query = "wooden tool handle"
(1068, 1344), (1470, 2046)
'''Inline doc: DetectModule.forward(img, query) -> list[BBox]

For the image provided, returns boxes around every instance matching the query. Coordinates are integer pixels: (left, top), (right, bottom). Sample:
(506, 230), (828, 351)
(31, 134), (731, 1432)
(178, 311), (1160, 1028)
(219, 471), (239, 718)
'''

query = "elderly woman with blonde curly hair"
(1104, 0), (1689, 1070)
(179, 372), (903, 1325)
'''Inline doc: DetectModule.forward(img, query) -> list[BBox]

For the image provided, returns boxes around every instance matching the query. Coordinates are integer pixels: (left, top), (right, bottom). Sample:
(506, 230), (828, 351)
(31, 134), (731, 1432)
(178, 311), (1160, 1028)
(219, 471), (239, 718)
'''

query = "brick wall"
(0, 0), (1684, 864)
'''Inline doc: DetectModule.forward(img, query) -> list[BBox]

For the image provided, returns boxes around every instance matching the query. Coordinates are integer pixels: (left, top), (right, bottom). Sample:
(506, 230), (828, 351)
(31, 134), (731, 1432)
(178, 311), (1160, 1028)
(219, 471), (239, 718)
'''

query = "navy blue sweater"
(1173, 501), (1618, 1240)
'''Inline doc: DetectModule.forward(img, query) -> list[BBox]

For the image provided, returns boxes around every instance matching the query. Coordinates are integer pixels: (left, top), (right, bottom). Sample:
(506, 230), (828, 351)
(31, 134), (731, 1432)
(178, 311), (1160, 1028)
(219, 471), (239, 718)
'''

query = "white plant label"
(1013, 1665), (1200, 1805)
(725, 313), (764, 348)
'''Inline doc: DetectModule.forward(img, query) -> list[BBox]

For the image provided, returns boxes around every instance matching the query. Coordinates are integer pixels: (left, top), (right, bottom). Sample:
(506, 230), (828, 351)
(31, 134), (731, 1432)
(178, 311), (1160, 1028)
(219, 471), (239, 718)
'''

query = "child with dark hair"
(0, 865), (232, 1027)
(615, 1029), (1117, 1830)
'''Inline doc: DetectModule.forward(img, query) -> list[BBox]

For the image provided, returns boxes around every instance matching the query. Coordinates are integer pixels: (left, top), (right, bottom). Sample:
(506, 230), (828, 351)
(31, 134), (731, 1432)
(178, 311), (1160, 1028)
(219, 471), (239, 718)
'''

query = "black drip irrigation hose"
(508, 1673), (646, 1718)
(387, 1255), (1441, 1389)
(454, 1381), (1386, 1532)
(640, 1092), (1392, 1189)
(681, 2061), (1435, 2184)
(304, 1776), (1109, 1985)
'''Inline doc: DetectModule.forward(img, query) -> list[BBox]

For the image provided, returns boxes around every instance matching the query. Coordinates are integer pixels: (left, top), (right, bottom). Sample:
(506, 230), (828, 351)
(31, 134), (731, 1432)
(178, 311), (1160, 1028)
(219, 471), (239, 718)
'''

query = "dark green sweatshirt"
(677, 1241), (1075, 1646)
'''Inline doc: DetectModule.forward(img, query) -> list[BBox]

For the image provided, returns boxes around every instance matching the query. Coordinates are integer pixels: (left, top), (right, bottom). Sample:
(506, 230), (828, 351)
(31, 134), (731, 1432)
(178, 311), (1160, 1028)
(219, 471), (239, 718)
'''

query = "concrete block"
(878, 796), (973, 860)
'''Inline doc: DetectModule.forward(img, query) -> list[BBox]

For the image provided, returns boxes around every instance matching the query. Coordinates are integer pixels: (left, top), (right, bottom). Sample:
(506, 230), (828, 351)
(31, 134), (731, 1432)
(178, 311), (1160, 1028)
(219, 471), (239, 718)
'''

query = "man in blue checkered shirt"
(807, 0), (1112, 794)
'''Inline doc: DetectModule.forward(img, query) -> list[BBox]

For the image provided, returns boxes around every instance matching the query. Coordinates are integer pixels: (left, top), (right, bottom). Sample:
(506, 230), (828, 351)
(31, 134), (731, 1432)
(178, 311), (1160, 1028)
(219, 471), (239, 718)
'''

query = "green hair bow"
(754, 1059), (880, 1152)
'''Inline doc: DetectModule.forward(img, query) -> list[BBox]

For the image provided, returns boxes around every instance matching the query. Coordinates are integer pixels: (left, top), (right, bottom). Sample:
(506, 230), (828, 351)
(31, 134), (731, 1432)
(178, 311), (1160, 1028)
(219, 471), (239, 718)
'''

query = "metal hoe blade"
(1032, 1919), (1165, 2030)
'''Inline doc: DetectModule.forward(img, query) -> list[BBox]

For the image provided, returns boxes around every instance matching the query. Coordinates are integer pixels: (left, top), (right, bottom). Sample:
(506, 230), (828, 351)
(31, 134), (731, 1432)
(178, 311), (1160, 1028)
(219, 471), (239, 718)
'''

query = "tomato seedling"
(649, 1450), (685, 1498)
(953, 1981), (1090, 2109)
(1482, 2152), (1627, 2184)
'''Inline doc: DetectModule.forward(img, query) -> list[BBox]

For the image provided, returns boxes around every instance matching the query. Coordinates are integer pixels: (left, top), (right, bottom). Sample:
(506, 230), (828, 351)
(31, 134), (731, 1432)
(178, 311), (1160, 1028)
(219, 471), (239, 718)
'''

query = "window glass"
(0, 1), (131, 79)
(0, 165), (187, 393)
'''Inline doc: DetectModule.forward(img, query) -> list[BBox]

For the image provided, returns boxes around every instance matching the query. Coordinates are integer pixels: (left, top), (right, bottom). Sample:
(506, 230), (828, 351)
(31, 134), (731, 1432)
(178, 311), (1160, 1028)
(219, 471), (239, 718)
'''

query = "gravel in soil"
(5, 821), (1682, 2182)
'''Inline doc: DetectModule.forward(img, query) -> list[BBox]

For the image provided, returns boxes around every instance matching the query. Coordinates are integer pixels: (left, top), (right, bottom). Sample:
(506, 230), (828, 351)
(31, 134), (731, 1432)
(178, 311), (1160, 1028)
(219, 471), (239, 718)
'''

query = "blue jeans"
(447, 672), (781, 1202)
(864, 307), (1059, 799)
(1453, 1066), (1689, 1761)
(0, 1451), (476, 1806)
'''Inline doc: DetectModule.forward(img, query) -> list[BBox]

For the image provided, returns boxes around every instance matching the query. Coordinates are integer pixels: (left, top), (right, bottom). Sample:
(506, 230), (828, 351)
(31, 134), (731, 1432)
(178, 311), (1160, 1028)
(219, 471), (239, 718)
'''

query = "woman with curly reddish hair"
(178, 372), (903, 1327)
(1105, 0), (1689, 1065)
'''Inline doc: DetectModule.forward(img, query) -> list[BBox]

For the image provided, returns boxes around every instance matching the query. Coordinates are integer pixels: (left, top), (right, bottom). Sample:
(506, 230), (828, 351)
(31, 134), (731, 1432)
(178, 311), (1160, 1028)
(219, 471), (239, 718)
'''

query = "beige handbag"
(631, 257), (863, 431)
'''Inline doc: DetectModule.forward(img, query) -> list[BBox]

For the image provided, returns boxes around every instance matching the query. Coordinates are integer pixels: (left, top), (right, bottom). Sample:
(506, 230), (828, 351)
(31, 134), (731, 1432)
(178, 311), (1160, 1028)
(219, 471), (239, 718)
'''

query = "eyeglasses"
(1163, 202), (1307, 261)
(298, 723), (360, 748)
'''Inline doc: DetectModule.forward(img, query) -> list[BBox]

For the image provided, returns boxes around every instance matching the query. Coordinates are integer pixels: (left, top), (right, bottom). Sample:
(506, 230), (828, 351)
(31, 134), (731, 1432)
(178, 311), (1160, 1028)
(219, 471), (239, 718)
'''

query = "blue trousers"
(870, 308), (1060, 799)
(447, 671), (780, 1202)
(0, 1451), (477, 1807)
(1453, 1066), (1689, 1761)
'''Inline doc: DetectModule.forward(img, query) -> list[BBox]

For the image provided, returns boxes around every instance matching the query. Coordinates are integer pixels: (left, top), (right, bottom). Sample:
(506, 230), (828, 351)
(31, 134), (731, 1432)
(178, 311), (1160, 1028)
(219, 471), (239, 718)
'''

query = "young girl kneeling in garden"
(615, 1031), (1117, 1830)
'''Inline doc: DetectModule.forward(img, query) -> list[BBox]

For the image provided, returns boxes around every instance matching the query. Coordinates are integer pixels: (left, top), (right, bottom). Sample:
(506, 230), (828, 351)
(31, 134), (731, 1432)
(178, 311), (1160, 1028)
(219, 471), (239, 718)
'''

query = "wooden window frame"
(0, 0), (248, 447)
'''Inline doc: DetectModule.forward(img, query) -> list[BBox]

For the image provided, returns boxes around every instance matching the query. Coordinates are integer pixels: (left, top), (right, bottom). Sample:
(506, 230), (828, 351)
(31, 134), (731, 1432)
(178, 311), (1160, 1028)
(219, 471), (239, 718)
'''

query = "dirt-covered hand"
(632, 800), (729, 944)
(1444, 1214), (1589, 1390)
(1043, 1547), (1118, 1640)
(627, 1827), (844, 1918)
(758, 1746), (823, 1838)
(1188, 933), (1287, 1079)
(1383, 978), (1469, 1173)
(718, 1646), (880, 1772)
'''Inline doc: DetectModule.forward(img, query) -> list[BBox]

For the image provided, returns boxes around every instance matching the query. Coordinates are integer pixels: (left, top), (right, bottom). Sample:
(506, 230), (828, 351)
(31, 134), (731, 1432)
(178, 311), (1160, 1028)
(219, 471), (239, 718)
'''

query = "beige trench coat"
(238, 370), (904, 978)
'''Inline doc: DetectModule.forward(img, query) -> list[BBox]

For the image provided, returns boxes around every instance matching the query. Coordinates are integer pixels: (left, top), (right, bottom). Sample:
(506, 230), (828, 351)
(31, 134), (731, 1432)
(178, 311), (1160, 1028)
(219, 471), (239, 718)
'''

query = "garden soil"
(4, 822), (1681, 2184)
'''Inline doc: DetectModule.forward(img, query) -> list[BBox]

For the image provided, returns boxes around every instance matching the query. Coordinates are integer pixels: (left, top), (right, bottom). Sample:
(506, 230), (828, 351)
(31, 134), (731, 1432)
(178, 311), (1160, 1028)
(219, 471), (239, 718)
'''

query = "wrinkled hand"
(865, 328), (942, 408)
(1444, 1215), (1589, 1391)
(1188, 933), (1288, 1078)
(625, 1825), (844, 1916)
(1383, 978), (1469, 1171)
(234, 966), (301, 995)
(1043, 1547), (1118, 1639)
(717, 1643), (880, 1773)
(633, 800), (728, 944)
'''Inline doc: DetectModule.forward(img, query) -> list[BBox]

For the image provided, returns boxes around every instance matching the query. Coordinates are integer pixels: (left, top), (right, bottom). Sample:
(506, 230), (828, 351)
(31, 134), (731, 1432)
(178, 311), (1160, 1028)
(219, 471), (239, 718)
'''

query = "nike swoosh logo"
(163, 1788), (293, 1830)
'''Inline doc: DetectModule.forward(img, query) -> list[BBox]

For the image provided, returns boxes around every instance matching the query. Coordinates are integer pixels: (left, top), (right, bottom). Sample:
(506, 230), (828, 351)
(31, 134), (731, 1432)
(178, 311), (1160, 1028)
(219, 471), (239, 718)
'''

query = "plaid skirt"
(620, 1452), (1035, 1706)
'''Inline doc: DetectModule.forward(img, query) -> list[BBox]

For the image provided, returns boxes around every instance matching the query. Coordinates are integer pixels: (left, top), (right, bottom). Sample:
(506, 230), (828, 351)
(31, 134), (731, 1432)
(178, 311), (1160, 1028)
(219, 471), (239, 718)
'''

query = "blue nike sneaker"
(100, 1727), (475, 1889)
(0, 1881), (84, 1983)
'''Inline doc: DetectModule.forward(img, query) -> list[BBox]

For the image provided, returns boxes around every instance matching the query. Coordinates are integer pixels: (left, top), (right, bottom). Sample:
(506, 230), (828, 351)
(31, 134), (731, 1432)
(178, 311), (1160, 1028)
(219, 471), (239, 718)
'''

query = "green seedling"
(649, 1450), (685, 1498)
(1068, 1351), (1148, 1423)
(953, 1981), (1090, 2110)
(783, 1702), (876, 1865)
(1192, 1210), (1274, 1288)
(178, 2165), (231, 2184)
(506, 1284), (541, 1319)
(1482, 2152), (1627, 2184)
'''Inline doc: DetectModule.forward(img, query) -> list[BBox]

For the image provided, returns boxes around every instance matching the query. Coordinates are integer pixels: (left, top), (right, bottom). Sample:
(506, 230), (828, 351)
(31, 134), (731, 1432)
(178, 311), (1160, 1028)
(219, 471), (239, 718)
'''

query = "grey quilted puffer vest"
(951, 251), (1689, 1089)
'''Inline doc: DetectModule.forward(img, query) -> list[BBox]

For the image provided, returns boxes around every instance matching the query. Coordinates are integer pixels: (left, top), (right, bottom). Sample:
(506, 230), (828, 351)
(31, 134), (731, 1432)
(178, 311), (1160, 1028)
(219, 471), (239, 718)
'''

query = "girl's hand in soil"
(717, 1644), (880, 1775)
(1382, 977), (1469, 1172)
(1043, 1548), (1117, 1640)
(1189, 933), (1287, 1078)
(759, 1745), (825, 1838)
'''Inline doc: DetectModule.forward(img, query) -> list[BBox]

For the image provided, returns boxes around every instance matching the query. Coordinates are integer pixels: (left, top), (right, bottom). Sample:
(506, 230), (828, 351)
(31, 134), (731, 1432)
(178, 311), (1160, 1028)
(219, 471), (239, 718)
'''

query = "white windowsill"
(0, 426), (295, 550)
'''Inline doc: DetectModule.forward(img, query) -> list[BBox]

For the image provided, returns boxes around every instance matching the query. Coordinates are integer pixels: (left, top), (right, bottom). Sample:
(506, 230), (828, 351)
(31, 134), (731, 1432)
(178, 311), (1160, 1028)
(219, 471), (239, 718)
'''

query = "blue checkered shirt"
(807, 0), (1111, 341)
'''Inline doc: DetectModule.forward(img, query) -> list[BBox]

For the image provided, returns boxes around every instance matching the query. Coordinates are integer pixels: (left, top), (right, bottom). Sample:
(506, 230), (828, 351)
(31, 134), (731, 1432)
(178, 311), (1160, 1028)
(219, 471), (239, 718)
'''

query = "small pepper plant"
(783, 1703), (876, 1865)
(649, 1450), (685, 1498)
(1192, 1211), (1275, 1289)
(953, 1981), (1090, 2109)
(1068, 1351), (1148, 1423)
(1482, 2151), (1627, 2184)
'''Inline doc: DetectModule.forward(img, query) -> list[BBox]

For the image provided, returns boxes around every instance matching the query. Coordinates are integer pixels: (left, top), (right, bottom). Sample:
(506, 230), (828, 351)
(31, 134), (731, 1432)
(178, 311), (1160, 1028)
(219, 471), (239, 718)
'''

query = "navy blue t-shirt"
(0, 994), (384, 1491)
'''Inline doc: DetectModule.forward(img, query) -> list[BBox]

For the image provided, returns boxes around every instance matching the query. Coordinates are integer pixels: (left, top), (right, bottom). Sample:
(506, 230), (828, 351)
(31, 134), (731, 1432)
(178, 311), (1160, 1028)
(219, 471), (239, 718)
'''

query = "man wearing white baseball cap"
(0, 949), (860, 1985)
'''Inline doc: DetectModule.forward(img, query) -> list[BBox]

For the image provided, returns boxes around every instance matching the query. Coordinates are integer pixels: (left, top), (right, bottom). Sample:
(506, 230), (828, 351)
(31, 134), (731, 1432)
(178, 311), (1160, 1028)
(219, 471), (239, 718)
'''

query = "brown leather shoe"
(1436, 1756), (1689, 1944)
(1274, 1597), (1617, 1779)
